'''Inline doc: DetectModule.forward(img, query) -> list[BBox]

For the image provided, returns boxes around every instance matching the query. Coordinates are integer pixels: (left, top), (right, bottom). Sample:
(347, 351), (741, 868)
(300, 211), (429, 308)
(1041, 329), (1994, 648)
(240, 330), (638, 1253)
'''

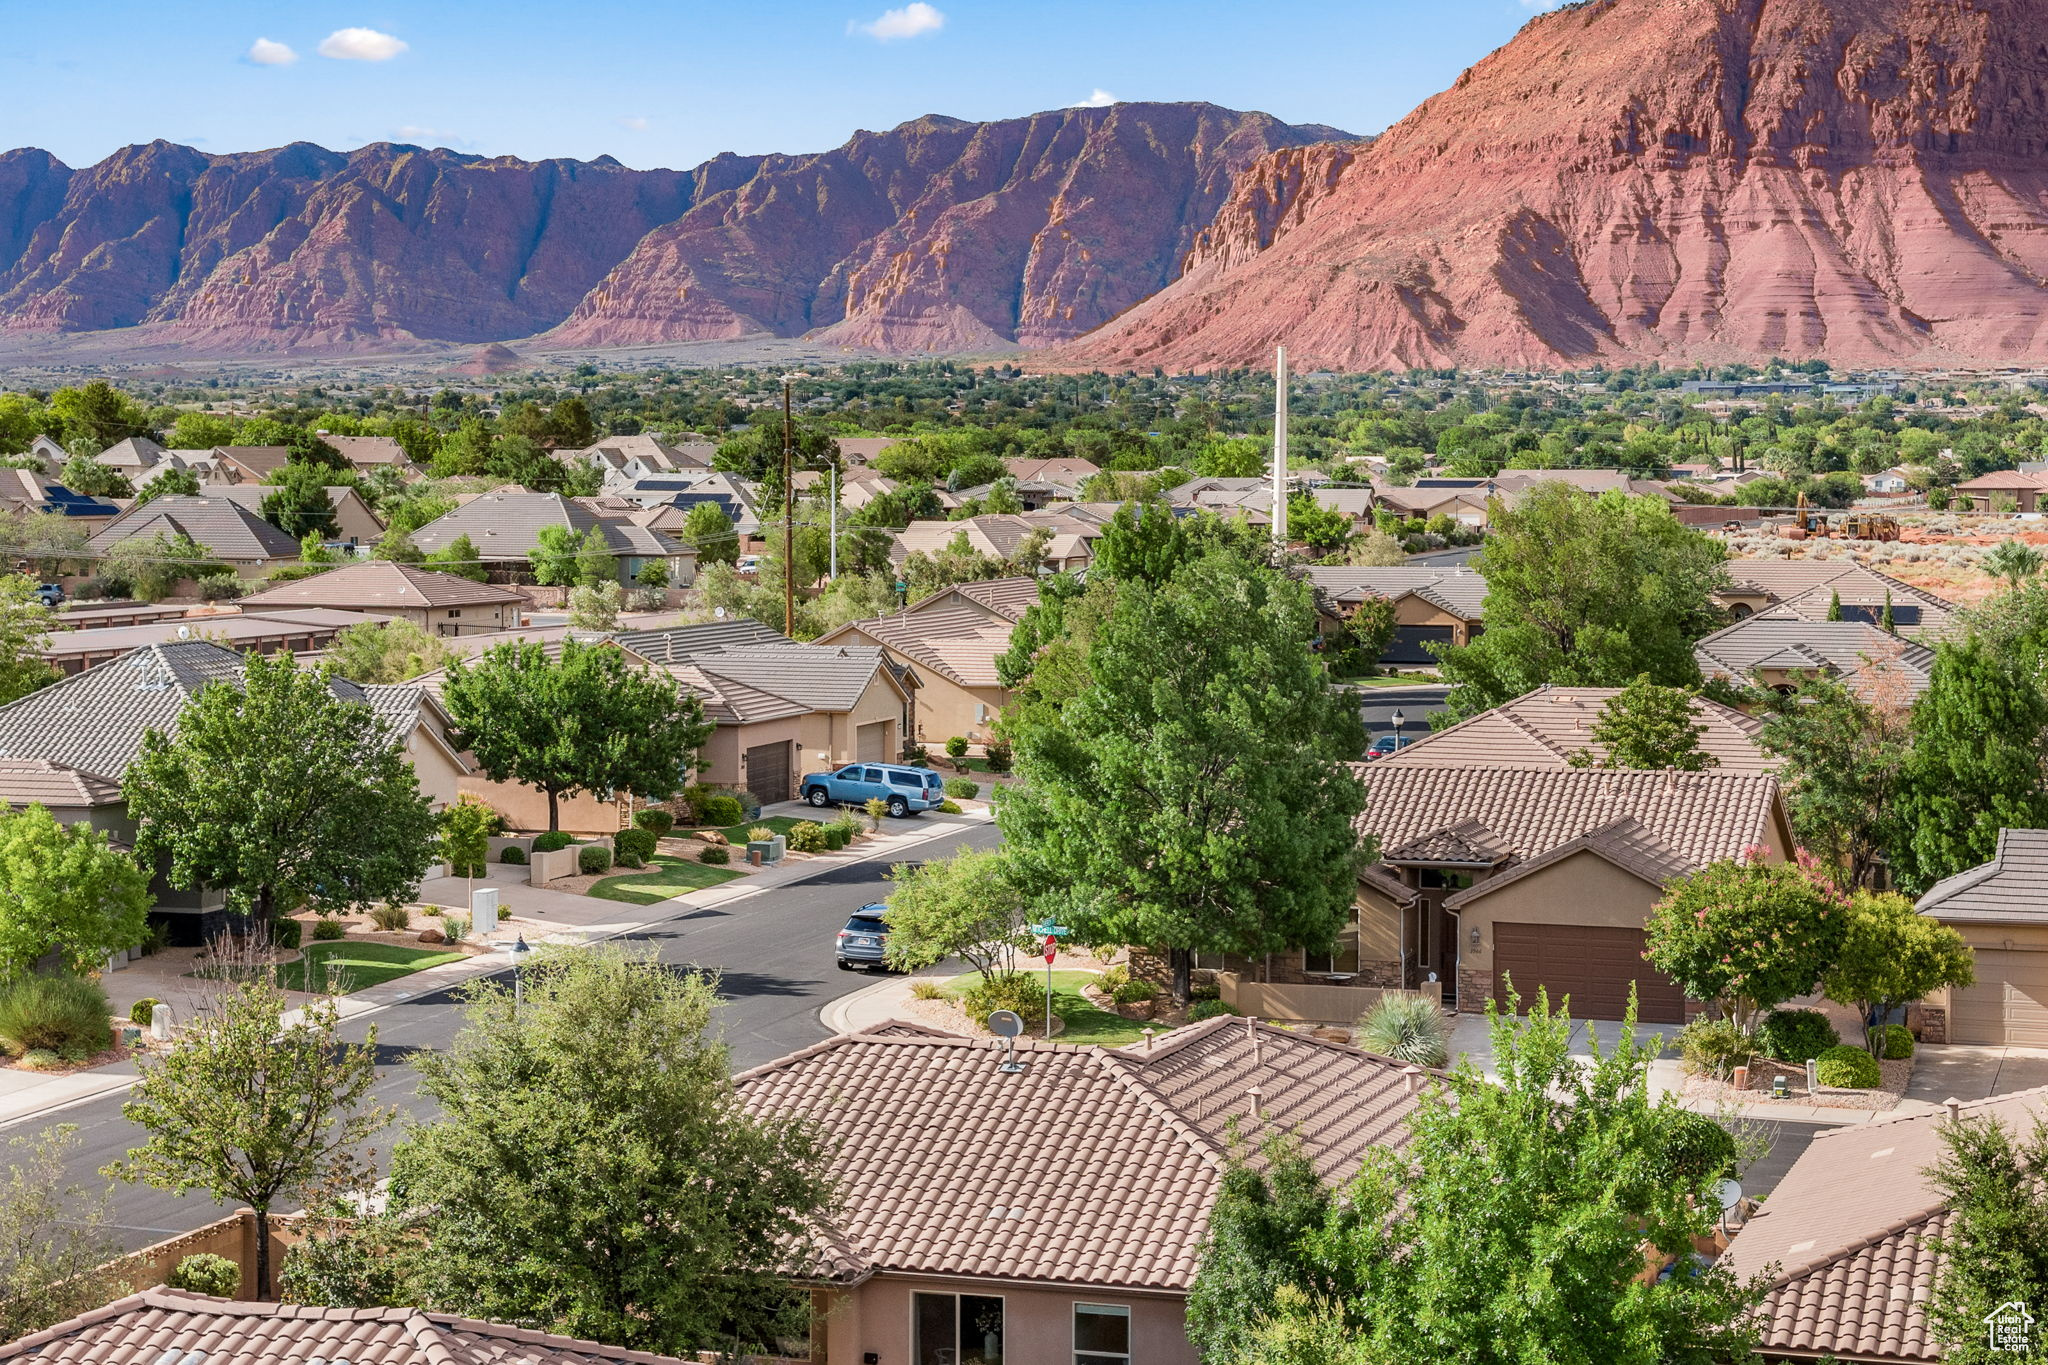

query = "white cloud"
(318, 27), (409, 61)
(393, 125), (470, 147)
(617, 115), (651, 131)
(1071, 88), (1118, 108)
(246, 37), (297, 66)
(852, 2), (944, 40)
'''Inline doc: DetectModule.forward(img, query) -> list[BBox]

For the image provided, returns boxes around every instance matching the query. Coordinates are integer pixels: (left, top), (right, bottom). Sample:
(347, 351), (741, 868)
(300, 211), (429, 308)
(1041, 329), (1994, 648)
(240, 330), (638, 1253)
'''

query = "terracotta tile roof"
(409, 492), (687, 562)
(238, 561), (526, 611)
(940, 576), (1041, 622)
(676, 643), (904, 713)
(1302, 566), (1487, 619)
(1916, 827), (2048, 924)
(1380, 685), (1773, 774)
(0, 757), (124, 807)
(1443, 817), (1693, 910)
(1381, 817), (1515, 865)
(211, 445), (292, 479)
(612, 618), (793, 662)
(1722, 1087), (2048, 1363)
(1694, 616), (1936, 698)
(821, 605), (1014, 689)
(1721, 561), (1958, 632)
(86, 495), (302, 561)
(735, 1017), (1423, 1291)
(0, 1287), (701, 1364)
(323, 434), (413, 466)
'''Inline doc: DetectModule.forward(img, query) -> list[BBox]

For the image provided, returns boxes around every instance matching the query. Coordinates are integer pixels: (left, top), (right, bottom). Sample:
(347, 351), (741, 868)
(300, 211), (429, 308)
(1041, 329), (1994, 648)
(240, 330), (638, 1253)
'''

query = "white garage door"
(1951, 949), (2048, 1046)
(856, 721), (891, 764)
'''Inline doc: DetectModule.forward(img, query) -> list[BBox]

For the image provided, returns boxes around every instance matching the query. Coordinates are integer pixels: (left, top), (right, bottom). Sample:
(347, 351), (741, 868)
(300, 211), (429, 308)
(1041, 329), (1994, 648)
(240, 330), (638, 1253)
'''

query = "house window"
(914, 1292), (1004, 1365)
(1304, 924), (1360, 975)
(1416, 868), (1473, 890)
(1074, 1304), (1130, 1365)
(448, 609), (461, 618)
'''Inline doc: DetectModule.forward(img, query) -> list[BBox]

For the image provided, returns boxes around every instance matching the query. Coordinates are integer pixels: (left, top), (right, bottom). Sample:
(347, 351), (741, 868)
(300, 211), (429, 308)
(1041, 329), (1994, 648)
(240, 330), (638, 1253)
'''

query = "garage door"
(743, 742), (791, 806)
(1492, 922), (1687, 1024)
(856, 721), (890, 763)
(1950, 949), (2048, 1046)
(1385, 625), (1455, 664)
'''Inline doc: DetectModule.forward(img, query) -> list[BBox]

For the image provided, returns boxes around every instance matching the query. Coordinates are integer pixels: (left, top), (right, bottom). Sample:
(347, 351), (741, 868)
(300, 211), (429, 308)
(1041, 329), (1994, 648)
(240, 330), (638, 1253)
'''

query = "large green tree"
(1, 1125), (126, 1343)
(1569, 673), (1718, 770)
(1756, 673), (1912, 890)
(259, 462), (338, 539)
(1823, 891), (1975, 1059)
(1434, 485), (1729, 719)
(1927, 1110), (2048, 1365)
(0, 576), (56, 707)
(999, 540), (1368, 1002)
(0, 803), (150, 979)
(681, 500), (738, 566)
(882, 847), (1033, 981)
(1644, 855), (1848, 1036)
(440, 639), (711, 831)
(124, 652), (439, 920)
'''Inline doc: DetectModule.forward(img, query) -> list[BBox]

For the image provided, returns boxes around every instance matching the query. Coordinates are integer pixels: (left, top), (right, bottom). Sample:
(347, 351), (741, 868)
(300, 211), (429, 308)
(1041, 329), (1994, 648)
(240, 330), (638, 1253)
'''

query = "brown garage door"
(744, 742), (791, 806)
(1951, 949), (2048, 1046)
(1492, 922), (1686, 1024)
(856, 721), (890, 763)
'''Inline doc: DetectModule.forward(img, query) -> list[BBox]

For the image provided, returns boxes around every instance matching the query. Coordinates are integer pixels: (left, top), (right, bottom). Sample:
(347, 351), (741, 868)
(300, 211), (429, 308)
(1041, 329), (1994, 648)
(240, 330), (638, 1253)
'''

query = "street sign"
(1028, 922), (1071, 937)
(1043, 935), (1057, 964)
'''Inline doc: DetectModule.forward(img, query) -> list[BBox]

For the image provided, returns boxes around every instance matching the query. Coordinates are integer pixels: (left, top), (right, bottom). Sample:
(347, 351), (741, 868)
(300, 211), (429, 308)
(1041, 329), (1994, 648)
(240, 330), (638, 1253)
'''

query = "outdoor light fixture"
(1470, 926), (1481, 946)
(510, 935), (531, 1011)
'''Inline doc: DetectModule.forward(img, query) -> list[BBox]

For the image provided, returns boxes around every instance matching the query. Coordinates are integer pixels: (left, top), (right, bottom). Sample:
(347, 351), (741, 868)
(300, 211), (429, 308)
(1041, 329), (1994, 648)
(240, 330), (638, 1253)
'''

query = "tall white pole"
(829, 464), (839, 580)
(1272, 344), (1289, 546)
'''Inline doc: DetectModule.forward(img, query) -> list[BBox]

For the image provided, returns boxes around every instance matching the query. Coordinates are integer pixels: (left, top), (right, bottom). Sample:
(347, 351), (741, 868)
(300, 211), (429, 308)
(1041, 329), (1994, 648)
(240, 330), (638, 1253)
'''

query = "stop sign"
(1043, 934), (1057, 964)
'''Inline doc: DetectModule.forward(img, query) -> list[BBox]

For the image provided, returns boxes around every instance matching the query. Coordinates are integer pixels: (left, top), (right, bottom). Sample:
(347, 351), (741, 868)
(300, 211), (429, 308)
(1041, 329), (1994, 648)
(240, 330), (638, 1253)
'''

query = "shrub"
(579, 843), (614, 874)
(166, 1252), (241, 1297)
(532, 831), (573, 853)
(448, 857), (486, 878)
(700, 795), (744, 828)
(787, 821), (827, 853)
(823, 825), (850, 851)
(1817, 1043), (1883, 1089)
(21, 1049), (60, 1070)
(864, 797), (888, 829)
(1656, 1111), (1739, 1184)
(699, 845), (731, 865)
(983, 738), (1012, 772)
(196, 572), (244, 602)
(945, 735), (970, 759)
(634, 808), (675, 836)
(1755, 1008), (1840, 1063)
(0, 974), (112, 1058)
(312, 916), (348, 941)
(746, 825), (774, 844)
(369, 903), (411, 932)
(1677, 1016), (1754, 1079)
(443, 912), (469, 941)
(962, 971), (1044, 1022)
(938, 800), (963, 814)
(129, 997), (161, 1027)
(1189, 998), (1237, 1022)
(833, 812), (865, 841)
(1881, 1022), (1916, 1059)
(1353, 994), (1450, 1068)
(944, 777), (981, 801)
(269, 917), (302, 950)
(500, 845), (527, 865)
(900, 743), (931, 767)
(75, 573), (131, 602)
(910, 979), (947, 1001)
(1111, 979), (1159, 1006)
(1098, 963), (1131, 992)
(614, 827), (658, 867)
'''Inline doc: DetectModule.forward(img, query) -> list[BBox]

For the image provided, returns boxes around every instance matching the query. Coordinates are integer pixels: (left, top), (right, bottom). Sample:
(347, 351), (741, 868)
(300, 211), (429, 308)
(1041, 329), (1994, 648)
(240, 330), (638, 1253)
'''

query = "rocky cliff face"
(0, 103), (1343, 356)
(1059, 0), (2048, 371)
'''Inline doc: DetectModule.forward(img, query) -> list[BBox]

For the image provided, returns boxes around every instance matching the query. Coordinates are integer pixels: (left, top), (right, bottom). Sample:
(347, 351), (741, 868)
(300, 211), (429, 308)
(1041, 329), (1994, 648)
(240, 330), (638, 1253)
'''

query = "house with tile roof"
(1376, 685), (1773, 774)
(1718, 560), (1958, 637)
(1954, 467), (2048, 512)
(736, 1016), (1431, 1365)
(892, 511), (1104, 574)
(320, 432), (418, 474)
(1694, 615), (1936, 700)
(815, 577), (1041, 745)
(86, 494), (303, 576)
(39, 606), (376, 676)
(408, 492), (695, 586)
(1720, 1086), (2048, 1363)
(1915, 828), (2048, 1046)
(211, 482), (385, 546)
(0, 1287), (702, 1365)
(669, 642), (918, 785)
(237, 562), (526, 635)
(1303, 565), (1487, 666)
(206, 445), (294, 483)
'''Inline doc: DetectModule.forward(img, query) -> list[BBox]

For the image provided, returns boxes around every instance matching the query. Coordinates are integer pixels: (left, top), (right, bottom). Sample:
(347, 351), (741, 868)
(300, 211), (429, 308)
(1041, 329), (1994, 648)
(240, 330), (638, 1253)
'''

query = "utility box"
(471, 887), (500, 938)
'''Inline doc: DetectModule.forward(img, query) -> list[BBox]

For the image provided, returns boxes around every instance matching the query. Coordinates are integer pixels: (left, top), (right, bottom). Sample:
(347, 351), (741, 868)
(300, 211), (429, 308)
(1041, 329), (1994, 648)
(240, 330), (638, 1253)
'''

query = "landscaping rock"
(698, 830), (728, 846)
(418, 929), (447, 945)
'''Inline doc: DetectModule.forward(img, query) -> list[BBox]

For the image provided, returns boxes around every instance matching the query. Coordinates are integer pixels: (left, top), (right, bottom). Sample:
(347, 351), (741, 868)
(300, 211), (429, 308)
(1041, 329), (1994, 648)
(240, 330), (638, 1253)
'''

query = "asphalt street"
(16, 819), (1002, 1252)
(1353, 682), (1452, 740)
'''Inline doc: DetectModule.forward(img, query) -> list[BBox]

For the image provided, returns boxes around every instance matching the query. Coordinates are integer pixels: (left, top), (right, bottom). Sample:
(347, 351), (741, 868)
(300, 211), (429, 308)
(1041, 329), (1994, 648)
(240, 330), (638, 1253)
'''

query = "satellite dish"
(714, 606), (726, 618)
(987, 1010), (1024, 1038)
(1717, 1179), (1744, 1213)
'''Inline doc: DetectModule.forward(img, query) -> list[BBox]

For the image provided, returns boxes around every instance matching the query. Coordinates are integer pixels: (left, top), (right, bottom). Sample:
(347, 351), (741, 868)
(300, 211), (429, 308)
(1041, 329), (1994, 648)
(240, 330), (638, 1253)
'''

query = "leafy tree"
(370, 526), (425, 563)
(163, 411), (237, 450)
(882, 847), (1033, 981)
(486, 434), (570, 492)
(530, 525), (612, 587)
(48, 381), (152, 448)
(567, 580), (622, 631)
(1, 1125), (126, 1343)
(1286, 493), (1354, 556)
(1644, 854), (1848, 1036)
(322, 948), (833, 1356)
(1569, 674), (1718, 771)
(0, 576), (56, 707)
(325, 618), (453, 684)
(681, 501), (738, 566)
(1826, 588), (1844, 622)
(58, 455), (133, 499)
(284, 427), (348, 472)
(550, 396), (596, 449)
(259, 463), (338, 539)
(1433, 486), (1729, 720)
(110, 979), (386, 1300)
(384, 489), (458, 536)
(1000, 543), (1367, 1003)
(136, 467), (201, 503)
(0, 803), (150, 979)
(1823, 890), (1975, 1058)
(1185, 1133), (1350, 1364)
(902, 530), (1008, 598)
(1927, 1109), (2048, 1365)
(1343, 528), (1409, 566)
(424, 531), (488, 582)
(1983, 537), (2045, 592)
(441, 639), (711, 830)
(1334, 594), (1398, 674)
(124, 652), (439, 920)
(439, 796), (498, 880)
(102, 531), (223, 602)
(1757, 673), (1912, 890)
(1890, 638), (2048, 894)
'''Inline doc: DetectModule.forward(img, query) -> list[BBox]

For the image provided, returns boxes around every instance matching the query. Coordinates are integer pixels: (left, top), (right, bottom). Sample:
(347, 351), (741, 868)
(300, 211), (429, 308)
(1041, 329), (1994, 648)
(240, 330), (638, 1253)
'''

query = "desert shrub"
(983, 738), (1012, 772)
(1881, 1022), (1916, 1059)
(1353, 993), (1450, 1068)
(442, 912), (469, 941)
(1112, 979), (1159, 1006)
(1189, 998), (1237, 1022)
(962, 971), (1043, 1022)
(787, 821), (827, 853)
(1677, 1016), (1754, 1079)
(578, 843), (613, 875)
(196, 572), (244, 602)
(75, 573), (131, 601)
(21, 1049), (60, 1070)
(0, 975), (112, 1057)
(900, 743), (931, 767)
(910, 979), (947, 1001)
(700, 795), (744, 828)
(1098, 963), (1131, 992)
(312, 916), (347, 942)
(614, 827), (657, 867)
(499, 845), (527, 865)
(634, 808), (674, 836)
(166, 1252), (241, 1297)
(832, 812), (865, 841)
(938, 800), (963, 814)
(945, 735), (970, 759)
(699, 845), (731, 865)
(745, 825), (774, 844)
(369, 903), (411, 932)
(945, 777), (981, 801)
(532, 831), (573, 853)
(129, 997), (160, 1027)
(269, 917), (302, 950)
(1816, 1043), (1884, 1088)
(1755, 1008), (1840, 1063)
(1656, 1110), (1739, 1184)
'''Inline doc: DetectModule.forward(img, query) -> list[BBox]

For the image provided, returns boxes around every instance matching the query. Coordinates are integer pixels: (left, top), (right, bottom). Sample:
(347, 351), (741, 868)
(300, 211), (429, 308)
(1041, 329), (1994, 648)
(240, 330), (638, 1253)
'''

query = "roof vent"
(1246, 1085), (1263, 1118)
(1402, 1065), (1426, 1095)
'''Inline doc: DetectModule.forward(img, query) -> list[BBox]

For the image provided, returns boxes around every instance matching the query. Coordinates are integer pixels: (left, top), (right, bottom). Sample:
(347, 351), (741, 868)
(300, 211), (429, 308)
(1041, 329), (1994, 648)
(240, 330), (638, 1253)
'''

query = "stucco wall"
(1456, 852), (1662, 975)
(828, 1275), (1194, 1365)
(911, 676), (1007, 746)
(796, 672), (912, 767)
(698, 716), (808, 790)
(458, 774), (629, 834)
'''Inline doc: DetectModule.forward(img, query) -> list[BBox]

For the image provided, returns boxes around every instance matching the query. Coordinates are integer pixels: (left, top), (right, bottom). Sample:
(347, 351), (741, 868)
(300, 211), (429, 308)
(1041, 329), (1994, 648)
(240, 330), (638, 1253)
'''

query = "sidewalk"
(0, 808), (993, 1129)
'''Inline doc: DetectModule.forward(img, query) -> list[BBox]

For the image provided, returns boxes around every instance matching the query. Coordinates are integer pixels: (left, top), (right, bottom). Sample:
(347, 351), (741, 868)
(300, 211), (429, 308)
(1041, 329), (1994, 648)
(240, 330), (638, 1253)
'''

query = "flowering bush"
(1644, 850), (1847, 1037)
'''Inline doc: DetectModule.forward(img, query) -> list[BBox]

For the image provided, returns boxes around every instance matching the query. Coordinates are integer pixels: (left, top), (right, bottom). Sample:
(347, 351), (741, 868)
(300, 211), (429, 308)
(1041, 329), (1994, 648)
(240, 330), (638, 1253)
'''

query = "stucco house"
(1954, 468), (2048, 512)
(1303, 566), (1487, 666)
(409, 492), (695, 586)
(1717, 561), (1958, 636)
(1693, 614), (1937, 699)
(213, 483), (385, 547)
(86, 495), (303, 578)
(1914, 828), (2048, 1046)
(1375, 685), (1774, 774)
(237, 562), (526, 635)
(816, 577), (1039, 745)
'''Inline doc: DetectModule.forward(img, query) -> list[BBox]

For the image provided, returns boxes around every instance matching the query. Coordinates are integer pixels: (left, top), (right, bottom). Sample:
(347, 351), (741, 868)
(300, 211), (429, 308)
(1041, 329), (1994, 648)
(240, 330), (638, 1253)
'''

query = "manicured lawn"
(589, 854), (745, 905)
(1338, 673), (1435, 687)
(946, 969), (1151, 1047)
(687, 815), (810, 842)
(277, 942), (465, 994)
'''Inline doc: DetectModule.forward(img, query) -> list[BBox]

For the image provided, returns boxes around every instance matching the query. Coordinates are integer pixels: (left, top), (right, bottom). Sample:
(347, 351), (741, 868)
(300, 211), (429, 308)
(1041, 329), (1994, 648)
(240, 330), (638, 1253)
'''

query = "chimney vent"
(1402, 1065), (1425, 1095)
(1247, 1085), (1263, 1118)
(1141, 1027), (1155, 1052)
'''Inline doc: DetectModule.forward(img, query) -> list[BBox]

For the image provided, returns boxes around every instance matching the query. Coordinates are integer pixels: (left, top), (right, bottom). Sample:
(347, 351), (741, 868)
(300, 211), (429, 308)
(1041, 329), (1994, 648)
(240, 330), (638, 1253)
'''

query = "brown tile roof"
(409, 492), (686, 562)
(734, 1016), (1424, 1291)
(1916, 827), (2048, 924)
(1442, 817), (1693, 910)
(1695, 616), (1939, 699)
(1381, 817), (1515, 865)
(0, 757), (124, 808)
(1379, 685), (1773, 774)
(211, 445), (293, 479)
(237, 561), (527, 611)
(670, 663), (811, 725)
(821, 605), (1015, 689)
(939, 576), (1041, 622)
(0, 1287), (701, 1364)
(322, 433), (413, 466)
(1722, 1087), (2048, 1363)
(1303, 566), (1488, 619)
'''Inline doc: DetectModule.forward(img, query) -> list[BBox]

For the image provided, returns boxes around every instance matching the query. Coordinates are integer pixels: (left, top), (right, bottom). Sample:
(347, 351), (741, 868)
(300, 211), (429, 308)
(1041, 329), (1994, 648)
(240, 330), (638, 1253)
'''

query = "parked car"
(1364, 732), (1416, 760)
(835, 903), (892, 971)
(800, 762), (945, 816)
(735, 555), (761, 577)
(32, 583), (62, 608)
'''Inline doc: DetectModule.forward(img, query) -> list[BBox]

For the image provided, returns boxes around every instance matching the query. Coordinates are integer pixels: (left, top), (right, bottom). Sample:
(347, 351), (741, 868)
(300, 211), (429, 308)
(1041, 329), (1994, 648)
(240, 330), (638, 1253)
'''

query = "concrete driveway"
(1907, 1043), (2048, 1102)
(1447, 1011), (1687, 1096)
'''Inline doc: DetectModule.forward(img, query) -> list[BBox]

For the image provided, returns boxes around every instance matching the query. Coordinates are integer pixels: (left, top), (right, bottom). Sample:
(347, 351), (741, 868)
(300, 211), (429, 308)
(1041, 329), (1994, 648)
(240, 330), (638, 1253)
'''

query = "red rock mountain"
(0, 103), (1343, 356)
(1059, 0), (2048, 372)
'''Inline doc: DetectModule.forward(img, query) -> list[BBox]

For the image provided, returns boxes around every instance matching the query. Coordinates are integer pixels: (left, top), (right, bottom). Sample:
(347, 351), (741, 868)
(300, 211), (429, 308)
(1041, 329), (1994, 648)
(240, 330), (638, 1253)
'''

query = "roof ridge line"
(1091, 1044), (1232, 1169)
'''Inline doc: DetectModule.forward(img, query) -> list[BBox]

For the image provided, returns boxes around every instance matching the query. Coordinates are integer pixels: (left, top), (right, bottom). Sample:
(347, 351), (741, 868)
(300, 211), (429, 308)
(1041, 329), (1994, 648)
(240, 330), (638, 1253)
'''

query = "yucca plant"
(1353, 993), (1450, 1069)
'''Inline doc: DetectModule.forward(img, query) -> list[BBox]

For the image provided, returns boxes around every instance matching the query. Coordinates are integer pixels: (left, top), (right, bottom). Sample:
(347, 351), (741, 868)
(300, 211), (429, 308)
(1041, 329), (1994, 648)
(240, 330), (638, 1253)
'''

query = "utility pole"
(1272, 344), (1289, 549)
(828, 462), (839, 581)
(781, 373), (796, 637)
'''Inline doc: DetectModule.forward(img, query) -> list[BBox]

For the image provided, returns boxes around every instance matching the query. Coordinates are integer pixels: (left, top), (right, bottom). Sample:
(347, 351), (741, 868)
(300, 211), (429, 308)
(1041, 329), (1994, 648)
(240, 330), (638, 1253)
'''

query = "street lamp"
(510, 935), (530, 1012)
(1390, 707), (1406, 750)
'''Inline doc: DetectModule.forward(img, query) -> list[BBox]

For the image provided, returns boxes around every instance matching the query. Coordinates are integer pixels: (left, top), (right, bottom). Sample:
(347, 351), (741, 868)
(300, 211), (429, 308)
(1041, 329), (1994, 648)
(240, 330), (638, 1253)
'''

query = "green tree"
(124, 652), (439, 920)
(681, 501), (738, 566)
(1826, 588), (1844, 621)
(1185, 1134), (1351, 1364)
(58, 455), (133, 499)
(0, 803), (150, 979)
(370, 526), (424, 563)
(438, 796), (498, 880)
(325, 618), (453, 684)
(485, 434), (569, 492)
(1756, 673), (1912, 890)
(441, 639), (711, 830)
(163, 412), (237, 450)
(1891, 638), (2048, 894)
(259, 463), (338, 539)
(0, 576), (56, 707)
(567, 580), (622, 631)
(881, 847), (1033, 981)
(109, 979), (386, 1300)
(1569, 674), (1718, 771)
(1927, 1109), (2048, 1365)
(136, 468), (201, 503)
(102, 531), (223, 602)
(1000, 543), (1367, 1003)
(1644, 855), (1848, 1036)
(1823, 890), (1976, 1058)
(1, 1125), (126, 1343)
(1433, 486), (1729, 719)
(48, 381), (152, 448)
(1286, 493), (1355, 556)
(1983, 537), (2045, 592)
(424, 531), (488, 582)
(530, 524), (612, 587)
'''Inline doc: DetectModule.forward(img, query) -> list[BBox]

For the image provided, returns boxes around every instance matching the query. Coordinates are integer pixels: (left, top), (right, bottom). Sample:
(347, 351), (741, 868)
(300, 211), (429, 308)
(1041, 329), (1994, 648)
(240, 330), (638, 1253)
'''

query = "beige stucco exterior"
(398, 721), (467, 811)
(817, 1275), (1193, 1365)
(908, 673), (1007, 746)
(698, 715), (808, 792)
(1455, 851), (1662, 978)
(794, 669), (913, 769)
(457, 774), (630, 834)
(338, 599), (522, 636)
(1923, 922), (2048, 1046)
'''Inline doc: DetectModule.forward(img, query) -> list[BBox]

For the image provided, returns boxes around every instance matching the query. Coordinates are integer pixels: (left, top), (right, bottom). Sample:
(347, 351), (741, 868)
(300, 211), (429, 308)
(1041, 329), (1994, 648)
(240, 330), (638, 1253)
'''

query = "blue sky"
(5, 1), (1552, 168)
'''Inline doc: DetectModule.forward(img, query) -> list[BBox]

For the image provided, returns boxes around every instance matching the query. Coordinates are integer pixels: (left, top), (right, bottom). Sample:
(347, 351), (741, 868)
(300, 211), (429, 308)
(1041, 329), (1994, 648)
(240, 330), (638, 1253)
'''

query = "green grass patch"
(946, 969), (1150, 1047)
(687, 815), (808, 843)
(1338, 673), (1436, 687)
(589, 854), (744, 905)
(276, 942), (465, 994)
